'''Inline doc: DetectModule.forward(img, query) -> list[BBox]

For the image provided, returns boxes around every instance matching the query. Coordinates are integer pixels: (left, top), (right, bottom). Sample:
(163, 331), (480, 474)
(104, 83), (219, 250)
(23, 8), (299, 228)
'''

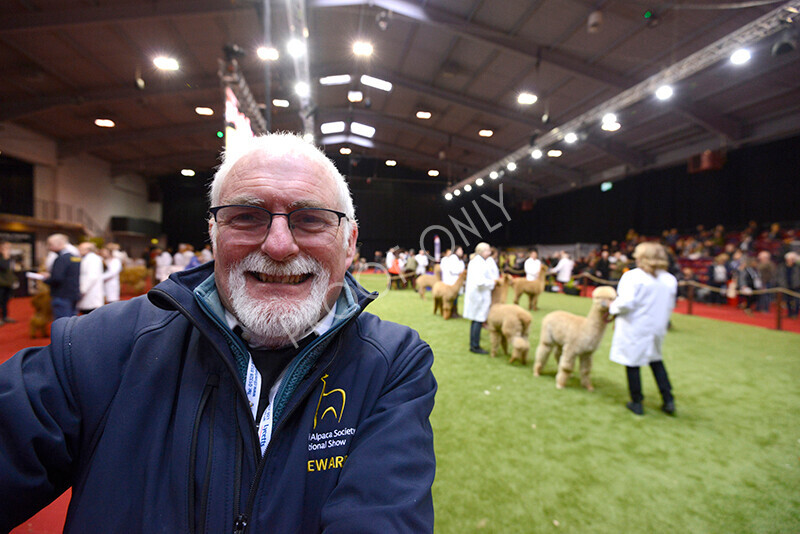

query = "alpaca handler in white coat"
(464, 242), (496, 354)
(609, 242), (677, 416)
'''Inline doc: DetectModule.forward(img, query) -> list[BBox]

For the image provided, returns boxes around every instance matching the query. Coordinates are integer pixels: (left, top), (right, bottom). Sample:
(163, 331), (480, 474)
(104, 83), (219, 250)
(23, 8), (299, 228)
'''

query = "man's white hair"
(208, 132), (357, 247)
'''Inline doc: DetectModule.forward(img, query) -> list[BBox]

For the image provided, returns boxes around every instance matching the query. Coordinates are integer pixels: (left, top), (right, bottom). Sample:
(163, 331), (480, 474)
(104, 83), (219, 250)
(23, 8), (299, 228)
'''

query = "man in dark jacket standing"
(0, 133), (437, 533)
(42, 233), (81, 320)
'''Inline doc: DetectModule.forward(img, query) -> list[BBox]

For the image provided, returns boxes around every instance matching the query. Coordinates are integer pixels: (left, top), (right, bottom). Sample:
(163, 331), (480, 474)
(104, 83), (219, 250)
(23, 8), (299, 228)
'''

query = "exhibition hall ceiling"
(2, 0), (799, 201)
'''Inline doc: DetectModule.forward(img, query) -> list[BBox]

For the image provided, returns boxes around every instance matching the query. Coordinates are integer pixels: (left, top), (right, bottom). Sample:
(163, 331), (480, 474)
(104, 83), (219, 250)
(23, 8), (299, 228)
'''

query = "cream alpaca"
(533, 286), (617, 390)
(432, 270), (467, 319)
(486, 304), (532, 365)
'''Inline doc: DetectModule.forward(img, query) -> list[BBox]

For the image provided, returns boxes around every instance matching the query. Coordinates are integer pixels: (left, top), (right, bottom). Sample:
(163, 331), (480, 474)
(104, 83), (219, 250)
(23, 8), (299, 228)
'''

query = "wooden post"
(775, 291), (783, 331)
(687, 285), (694, 315)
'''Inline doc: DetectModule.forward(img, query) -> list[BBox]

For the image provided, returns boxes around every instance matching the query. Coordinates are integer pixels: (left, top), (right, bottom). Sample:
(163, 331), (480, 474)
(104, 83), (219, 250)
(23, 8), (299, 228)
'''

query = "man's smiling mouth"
(249, 272), (313, 284)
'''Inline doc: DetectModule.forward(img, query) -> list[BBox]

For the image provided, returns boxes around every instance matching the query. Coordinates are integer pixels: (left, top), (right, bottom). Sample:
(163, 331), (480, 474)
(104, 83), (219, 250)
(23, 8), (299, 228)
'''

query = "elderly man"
(0, 133), (436, 533)
(463, 242), (495, 354)
(41, 233), (81, 320)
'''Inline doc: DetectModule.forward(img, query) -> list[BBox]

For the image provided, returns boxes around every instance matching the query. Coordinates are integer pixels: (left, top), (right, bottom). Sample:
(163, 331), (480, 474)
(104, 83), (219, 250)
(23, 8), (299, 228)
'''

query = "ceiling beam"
(317, 107), (507, 159)
(111, 149), (221, 175)
(671, 99), (748, 142)
(59, 121), (222, 156)
(0, 0), (255, 33)
(0, 76), (225, 122)
(583, 132), (654, 169)
(318, 65), (544, 129)
(309, 0), (634, 88)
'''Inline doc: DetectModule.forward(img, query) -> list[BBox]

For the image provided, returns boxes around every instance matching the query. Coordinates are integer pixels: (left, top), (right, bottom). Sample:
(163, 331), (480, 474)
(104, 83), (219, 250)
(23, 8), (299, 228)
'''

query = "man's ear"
(344, 223), (359, 268)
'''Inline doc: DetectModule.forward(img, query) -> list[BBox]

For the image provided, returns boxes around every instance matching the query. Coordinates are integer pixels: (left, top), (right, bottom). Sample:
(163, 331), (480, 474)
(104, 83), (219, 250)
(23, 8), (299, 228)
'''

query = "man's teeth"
(254, 272), (309, 284)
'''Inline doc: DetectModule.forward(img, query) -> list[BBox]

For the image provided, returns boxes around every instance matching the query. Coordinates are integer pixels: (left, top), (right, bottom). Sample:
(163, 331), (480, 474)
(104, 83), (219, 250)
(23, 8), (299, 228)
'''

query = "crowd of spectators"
(371, 220), (800, 318)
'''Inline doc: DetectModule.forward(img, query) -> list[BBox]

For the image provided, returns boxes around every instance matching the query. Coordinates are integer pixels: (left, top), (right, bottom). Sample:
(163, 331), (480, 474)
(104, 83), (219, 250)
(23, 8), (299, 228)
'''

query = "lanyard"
(244, 356), (280, 456)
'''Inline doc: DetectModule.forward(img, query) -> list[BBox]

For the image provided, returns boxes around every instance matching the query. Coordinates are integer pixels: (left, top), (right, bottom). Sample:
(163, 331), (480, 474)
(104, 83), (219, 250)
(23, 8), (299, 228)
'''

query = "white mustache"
(236, 251), (321, 277)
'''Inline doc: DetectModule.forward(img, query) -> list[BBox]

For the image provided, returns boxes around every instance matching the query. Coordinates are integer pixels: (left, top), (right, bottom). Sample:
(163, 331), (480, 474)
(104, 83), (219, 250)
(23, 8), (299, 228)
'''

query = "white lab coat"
(155, 252), (173, 282)
(524, 258), (542, 280)
(440, 254), (465, 285)
(463, 255), (496, 322)
(415, 253), (429, 275)
(77, 251), (105, 310)
(609, 268), (677, 367)
(550, 257), (575, 283)
(102, 256), (122, 302)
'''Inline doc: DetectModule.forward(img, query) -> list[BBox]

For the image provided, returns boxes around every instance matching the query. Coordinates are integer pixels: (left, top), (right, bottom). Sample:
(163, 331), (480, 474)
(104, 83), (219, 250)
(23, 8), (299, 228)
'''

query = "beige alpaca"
(491, 273), (513, 305)
(486, 304), (532, 364)
(432, 270), (467, 319)
(533, 286), (617, 390)
(513, 265), (546, 310)
(414, 264), (442, 299)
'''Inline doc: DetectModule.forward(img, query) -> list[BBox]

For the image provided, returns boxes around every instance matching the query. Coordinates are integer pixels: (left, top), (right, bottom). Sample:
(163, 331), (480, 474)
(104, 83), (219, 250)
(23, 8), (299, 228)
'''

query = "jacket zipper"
(233, 334), (346, 534)
(188, 374), (219, 534)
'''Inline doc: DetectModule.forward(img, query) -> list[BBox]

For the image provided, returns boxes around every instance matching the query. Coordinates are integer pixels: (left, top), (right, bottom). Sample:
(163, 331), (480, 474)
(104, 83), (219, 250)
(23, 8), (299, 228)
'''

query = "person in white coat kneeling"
(609, 242), (677, 416)
(464, 242), (496, 354)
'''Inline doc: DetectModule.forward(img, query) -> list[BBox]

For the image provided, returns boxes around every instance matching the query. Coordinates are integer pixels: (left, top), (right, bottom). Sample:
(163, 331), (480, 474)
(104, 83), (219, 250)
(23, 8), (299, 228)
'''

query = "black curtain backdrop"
(0, 154), (34, 216)
(159, 134), (800, 259)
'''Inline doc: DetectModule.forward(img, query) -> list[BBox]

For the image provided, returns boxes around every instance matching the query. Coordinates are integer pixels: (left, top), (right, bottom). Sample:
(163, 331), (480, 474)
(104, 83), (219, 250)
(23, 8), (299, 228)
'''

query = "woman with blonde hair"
(609, 242), (678, 415)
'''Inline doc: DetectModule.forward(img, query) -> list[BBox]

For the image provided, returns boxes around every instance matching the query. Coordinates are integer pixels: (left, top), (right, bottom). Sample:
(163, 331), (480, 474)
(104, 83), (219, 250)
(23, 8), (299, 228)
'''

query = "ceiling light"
(257, 46), (279, 61)
(564, 132), (578, 144)
(479, 129), (494, 138)
(320, 74), (351, 86)
(547, 149), (562, 157)
(445, 192), (453, 201)
(353, 41), (374, 57)
(507, 162), (517, 171)
(475, 178), (484, 186)
(272, 99), (290, 108)
(347, 90), (363, 103)
(464, 184), (472, 192)
(295, 81), (310, 98)
(428, 169), (439, 177)
(416, 110), (432, 120)
(153, 56), (179, 71)
(602, 112), (617, 125)
(385, 159), (397, 166)
(453, 189), (461, 196)
(601, 121), (621, 132)
(531, 148), (543, 159)
(518, 92), (538, 105)
(320, 121), (346, 134)
(181, 169), (195, 177)
(489, 171), (499, 180)
(351, 122), (376, 138)
(94, 118), (115, 128)
(655, 85), (673, 101)
(360, 74), (392, 92)
(195, 106), (214, 116)
(287, 38), (306, 58)
(340, 147), (352, 155)
(730, 48), (751, 65)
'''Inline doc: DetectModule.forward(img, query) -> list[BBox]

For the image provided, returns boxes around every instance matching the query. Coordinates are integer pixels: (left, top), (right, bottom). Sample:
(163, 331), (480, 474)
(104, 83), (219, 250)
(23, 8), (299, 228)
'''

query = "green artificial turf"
(353, 273), (800, 533)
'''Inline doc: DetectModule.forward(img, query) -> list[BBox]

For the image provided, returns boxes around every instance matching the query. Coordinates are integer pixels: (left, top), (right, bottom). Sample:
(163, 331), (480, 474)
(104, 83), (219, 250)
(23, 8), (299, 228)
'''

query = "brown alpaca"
(533, 286), (617, 390)
(486, 304), (532, 364)
(513, 265), (546, 310)
(414, 264), (442, 299)
(29, 283), (53, 338)
(432, 270), (467, 319)
(491, 273), (513, 305)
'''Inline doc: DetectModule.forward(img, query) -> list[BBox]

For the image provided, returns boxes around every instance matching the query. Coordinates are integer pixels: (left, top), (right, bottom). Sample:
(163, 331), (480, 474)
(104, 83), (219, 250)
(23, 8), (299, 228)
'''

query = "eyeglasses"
(209, 204), (347, 246)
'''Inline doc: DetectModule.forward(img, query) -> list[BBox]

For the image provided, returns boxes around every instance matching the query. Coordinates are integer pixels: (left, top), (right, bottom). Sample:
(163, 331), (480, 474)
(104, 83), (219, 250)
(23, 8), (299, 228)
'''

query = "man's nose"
(260, 215), (300, 261)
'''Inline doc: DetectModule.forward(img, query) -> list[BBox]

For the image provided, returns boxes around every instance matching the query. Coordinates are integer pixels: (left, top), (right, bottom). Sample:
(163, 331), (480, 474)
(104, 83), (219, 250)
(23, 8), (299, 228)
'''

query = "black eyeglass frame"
(208, 204), (348, 231)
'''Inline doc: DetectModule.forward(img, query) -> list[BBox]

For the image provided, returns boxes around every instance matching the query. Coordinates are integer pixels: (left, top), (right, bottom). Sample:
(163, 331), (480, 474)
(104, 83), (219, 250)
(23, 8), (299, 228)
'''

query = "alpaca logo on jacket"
(313, 374), (346, 429)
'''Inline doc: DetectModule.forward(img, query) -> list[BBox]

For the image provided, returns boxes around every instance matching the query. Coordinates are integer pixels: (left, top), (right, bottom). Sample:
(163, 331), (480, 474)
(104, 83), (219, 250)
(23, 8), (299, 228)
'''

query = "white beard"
(227, 251), (332, 348)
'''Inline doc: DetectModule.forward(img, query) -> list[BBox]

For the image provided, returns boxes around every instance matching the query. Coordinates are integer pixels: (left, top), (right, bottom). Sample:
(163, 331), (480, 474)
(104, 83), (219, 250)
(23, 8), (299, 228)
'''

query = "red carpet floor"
(0, 291), (797, 532)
